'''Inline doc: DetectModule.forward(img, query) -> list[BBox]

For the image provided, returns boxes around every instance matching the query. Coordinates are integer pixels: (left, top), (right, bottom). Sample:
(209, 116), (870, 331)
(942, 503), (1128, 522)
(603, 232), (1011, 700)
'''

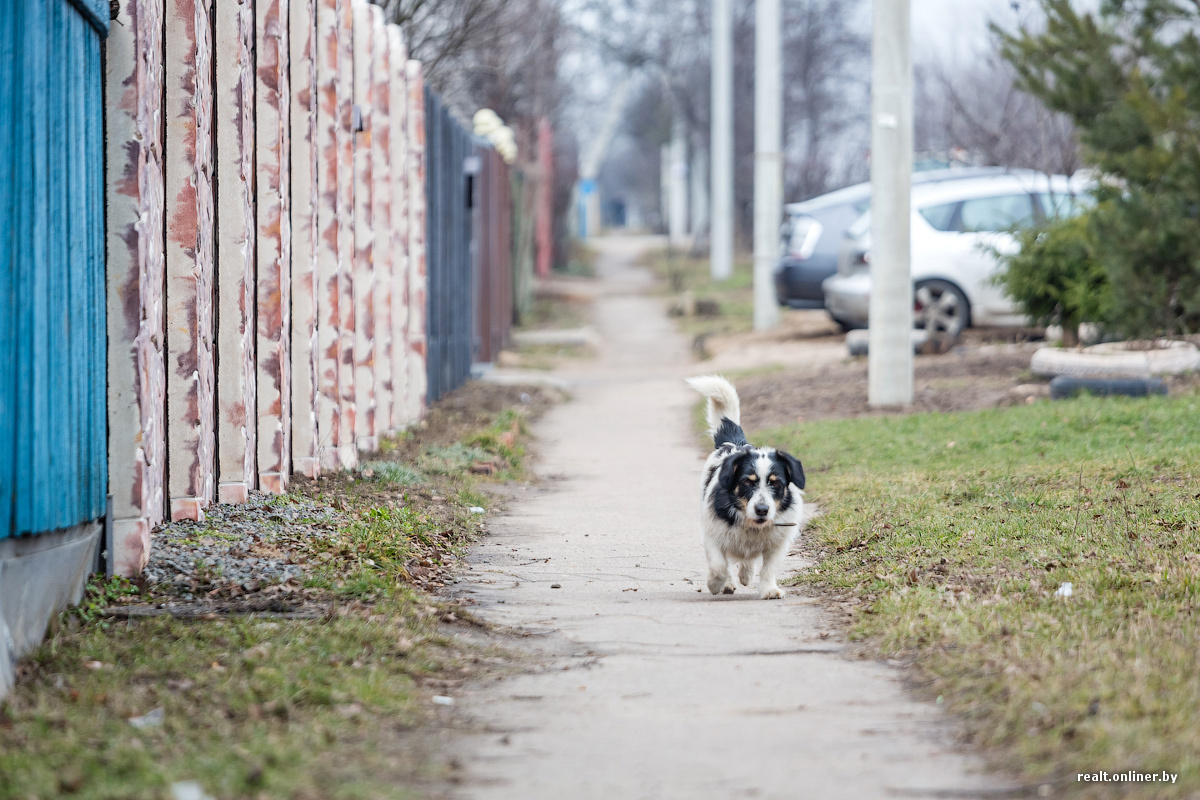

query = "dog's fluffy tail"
(686, 374), (747, 447)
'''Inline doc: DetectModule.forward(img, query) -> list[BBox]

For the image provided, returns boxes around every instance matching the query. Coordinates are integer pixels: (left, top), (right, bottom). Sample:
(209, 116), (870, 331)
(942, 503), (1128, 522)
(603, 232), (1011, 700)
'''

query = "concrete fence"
(103, 0), (436, 577)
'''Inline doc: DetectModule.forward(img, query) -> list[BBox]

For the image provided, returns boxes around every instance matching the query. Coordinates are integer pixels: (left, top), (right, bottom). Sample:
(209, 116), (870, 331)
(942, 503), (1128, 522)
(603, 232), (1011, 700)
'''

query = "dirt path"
(451, 236), (1001, 799)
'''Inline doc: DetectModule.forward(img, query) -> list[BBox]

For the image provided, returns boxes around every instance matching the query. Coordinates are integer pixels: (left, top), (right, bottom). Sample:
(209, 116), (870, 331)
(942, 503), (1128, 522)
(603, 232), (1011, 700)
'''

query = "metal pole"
(753, 0), (781, 330)
(710, 0), (733, 280)
(868, 0), (914, 406)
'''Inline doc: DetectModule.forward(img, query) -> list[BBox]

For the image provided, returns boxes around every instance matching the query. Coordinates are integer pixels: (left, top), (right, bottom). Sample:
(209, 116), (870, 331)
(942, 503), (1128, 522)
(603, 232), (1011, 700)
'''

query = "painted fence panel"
(335, 0), (358, 469)
(257, 0), (292, 493)
(476, 147), (514, 364)
(288, 0), (320, 480)
(164, 0), (216, 522)
(104, 0), (165, 574)
(371, 6), (394, 437)
(314, 0), (343, 472)
(1, 0), (107, 537)
(387, 27), (409, 432)
(92, 0), (516, 583)
(407, 60), (428, 419)
(215, 0), (258, 505)
(351, 0), (376, 453)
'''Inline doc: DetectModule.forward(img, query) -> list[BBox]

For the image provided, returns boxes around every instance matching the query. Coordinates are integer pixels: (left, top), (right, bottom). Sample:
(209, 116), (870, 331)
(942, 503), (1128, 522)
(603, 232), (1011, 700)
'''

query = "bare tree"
(914, 49), (1080, 175)
(378, 0), (509, 86)
(377, 0), (575, 270)
(379, 0), (569, 146)
(587, 0), (870, 243)
(780, 0), (869, 201)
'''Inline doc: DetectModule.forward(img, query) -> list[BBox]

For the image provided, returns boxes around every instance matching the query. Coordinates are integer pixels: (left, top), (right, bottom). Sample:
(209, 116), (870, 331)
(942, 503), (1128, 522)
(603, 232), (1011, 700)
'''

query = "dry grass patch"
(1, 381), (555, 799)
(767, 390), (1200, 797)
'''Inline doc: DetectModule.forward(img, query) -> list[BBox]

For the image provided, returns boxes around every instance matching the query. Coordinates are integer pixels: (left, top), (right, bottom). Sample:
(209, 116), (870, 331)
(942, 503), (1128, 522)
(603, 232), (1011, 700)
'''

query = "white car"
(822, 171), (1091, 335)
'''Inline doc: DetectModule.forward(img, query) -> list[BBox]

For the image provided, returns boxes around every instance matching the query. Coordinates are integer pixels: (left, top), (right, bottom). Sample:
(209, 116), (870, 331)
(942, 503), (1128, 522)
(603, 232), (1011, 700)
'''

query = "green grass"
(643, 249), (756, 338)
(769, 391), (1200, 795)
(415, 408), (527, 480)
(361, 460), (425, 487)
(419, 443), (496, 475)
(2, 499), (469, 799)
(303, 506), (444, 598)
(509, 341), (595, 370)
(2, 396), (543, 799)
(519, 297), (591, 332)
(0, 598), (460, 799)
(558, 239), (598, 278)
(68, 576), (140, 625)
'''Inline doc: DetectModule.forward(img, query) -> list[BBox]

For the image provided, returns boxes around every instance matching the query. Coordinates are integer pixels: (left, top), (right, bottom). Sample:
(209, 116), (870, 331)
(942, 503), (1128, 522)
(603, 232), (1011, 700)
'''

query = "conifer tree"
(996, 0), (1200, 337)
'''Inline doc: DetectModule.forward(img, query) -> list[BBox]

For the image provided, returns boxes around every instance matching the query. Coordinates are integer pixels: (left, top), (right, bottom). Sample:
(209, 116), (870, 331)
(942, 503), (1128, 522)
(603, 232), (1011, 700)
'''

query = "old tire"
(1049, 376), (1168, 399)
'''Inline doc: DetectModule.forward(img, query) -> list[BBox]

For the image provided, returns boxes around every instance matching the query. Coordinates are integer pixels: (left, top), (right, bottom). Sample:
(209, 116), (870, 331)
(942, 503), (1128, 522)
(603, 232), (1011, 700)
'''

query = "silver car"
(823, 170), (1091, 335)
(775, 168), (1037, 312)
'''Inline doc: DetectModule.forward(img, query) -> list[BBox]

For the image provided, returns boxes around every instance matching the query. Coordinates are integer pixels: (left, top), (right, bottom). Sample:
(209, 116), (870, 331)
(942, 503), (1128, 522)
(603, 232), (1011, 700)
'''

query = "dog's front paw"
(722, 583), (736, 595)
(707, 574), (727, 595)
(760, 585), (784, 600)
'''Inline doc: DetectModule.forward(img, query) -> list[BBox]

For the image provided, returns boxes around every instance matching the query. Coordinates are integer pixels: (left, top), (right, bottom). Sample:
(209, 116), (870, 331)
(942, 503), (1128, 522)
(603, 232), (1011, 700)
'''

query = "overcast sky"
(911, 0), (1024, 62)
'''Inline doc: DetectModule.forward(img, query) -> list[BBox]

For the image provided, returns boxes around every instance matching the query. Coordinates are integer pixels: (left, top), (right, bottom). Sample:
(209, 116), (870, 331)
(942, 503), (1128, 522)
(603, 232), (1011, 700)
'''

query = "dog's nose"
(754, 503), (769, 517)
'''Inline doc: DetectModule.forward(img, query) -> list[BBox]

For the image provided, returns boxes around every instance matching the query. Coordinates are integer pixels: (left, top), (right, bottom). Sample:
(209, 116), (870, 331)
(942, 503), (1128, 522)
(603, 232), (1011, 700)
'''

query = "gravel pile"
(143, 492), (351, 601)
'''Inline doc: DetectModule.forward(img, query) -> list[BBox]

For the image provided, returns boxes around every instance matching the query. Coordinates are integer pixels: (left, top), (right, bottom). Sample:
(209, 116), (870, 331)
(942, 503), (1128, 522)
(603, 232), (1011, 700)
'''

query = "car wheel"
(914, 279), (970, 337)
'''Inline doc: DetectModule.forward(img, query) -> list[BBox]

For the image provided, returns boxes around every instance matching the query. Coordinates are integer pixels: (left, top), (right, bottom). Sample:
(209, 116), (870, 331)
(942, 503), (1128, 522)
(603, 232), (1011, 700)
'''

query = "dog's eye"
(768, 475), (780, 484)
(745, 475), (757, 482)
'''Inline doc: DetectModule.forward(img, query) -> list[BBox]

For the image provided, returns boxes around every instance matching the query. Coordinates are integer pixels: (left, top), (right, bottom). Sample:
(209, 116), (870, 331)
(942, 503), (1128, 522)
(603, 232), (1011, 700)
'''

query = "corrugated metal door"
(0, 0), (108, 538)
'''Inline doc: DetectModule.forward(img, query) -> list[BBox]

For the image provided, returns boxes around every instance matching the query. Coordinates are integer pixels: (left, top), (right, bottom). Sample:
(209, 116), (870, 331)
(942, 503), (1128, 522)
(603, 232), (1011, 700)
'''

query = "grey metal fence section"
(424, 88), (476, 403)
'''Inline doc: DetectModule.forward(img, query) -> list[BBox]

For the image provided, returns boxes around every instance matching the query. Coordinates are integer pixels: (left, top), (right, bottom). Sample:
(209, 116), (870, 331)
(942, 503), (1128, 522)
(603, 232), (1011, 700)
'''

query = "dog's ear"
(775, 450), (805, 491)
(717, 447), (751, 489)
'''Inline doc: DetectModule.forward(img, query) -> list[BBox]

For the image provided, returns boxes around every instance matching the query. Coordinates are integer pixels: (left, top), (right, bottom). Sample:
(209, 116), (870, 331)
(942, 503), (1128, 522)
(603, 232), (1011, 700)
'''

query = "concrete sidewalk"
(451, 236), (1001, 799)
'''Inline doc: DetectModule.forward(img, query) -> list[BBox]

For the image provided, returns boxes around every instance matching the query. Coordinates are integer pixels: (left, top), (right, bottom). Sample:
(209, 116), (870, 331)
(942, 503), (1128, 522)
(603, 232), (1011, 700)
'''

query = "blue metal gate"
(0, 0), (109, 539)
(424, 88), (476, 403)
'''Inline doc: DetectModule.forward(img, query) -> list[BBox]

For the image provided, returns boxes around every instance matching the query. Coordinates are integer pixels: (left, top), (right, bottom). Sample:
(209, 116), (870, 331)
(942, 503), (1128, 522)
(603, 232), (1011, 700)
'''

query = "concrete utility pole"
(868, 0), (914, 406)
(753, 0), (781, 330)
(690, 142), (709, 245)
(710, 0), (733, 280)
(668, 117), (689, 248)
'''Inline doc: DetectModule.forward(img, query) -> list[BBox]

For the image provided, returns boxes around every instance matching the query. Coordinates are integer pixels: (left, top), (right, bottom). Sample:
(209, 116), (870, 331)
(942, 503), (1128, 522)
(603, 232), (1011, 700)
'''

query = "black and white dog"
(687, 375), (805, 599)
